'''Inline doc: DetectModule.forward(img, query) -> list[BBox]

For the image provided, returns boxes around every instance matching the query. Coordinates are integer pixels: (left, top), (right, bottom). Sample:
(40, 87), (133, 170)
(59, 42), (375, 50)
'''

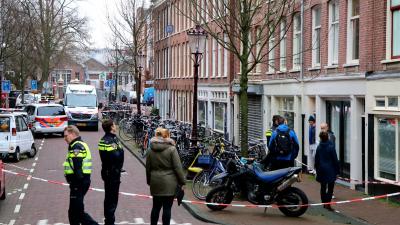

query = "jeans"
(68, 179), (99, 225)
(150, 196), (175, 225)
(320, 182), (335, 203)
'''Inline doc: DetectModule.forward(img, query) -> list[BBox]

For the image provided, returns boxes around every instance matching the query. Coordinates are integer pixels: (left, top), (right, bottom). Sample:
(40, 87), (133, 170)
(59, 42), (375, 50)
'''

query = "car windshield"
(37, 106), (66, 116)
(0, 117), (10, 132)
(65, 94), (97, 107)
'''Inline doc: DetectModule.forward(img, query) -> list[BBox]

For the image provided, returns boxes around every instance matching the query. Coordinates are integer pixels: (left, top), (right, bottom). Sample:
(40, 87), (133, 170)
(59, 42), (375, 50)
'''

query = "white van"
(64, 84), (99, 131)
(0, 113), (36, 161)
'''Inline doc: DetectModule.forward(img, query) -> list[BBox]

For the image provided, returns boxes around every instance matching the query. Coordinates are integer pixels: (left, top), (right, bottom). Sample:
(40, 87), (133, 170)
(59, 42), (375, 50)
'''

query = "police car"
(25, 103), (68, 137)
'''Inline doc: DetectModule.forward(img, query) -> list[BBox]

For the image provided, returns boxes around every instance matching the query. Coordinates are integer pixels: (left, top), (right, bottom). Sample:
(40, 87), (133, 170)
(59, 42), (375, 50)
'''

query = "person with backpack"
(267, 117), (300, 170)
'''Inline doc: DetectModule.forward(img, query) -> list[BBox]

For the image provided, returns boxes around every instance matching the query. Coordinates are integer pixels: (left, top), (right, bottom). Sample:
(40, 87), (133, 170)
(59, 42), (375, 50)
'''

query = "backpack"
(274, 129), (293, 156)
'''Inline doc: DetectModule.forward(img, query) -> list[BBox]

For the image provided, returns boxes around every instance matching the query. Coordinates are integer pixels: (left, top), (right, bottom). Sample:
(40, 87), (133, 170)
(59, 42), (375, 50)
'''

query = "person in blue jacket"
(267, 117), (300, 170)
(315, 131), (340, 211)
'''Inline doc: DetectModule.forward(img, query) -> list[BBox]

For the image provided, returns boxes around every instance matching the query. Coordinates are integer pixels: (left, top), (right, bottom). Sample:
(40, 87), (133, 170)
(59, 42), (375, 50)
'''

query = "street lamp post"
(136, 53), (144, 115)
(187, 25), (207, 146)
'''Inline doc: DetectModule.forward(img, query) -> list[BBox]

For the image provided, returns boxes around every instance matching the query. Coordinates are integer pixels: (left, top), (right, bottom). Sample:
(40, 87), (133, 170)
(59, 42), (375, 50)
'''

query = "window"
(312, 6), (321, 67)
(329, 0), (339, 65)
(348, 0), (360, 62)
(0, 117), (10, 132)
(75, 72), (80, 80)
(212, 38), (218, 77)
(213, 102), (226, 132)
(255, 28), (262, 73)
(293, 13), (301, 70)
(199, 101), (207, 126)
(268, 35), (275, 73)
(205, 39), (209, 78)
(376, 118), (397, 181)
(224, 34), (229, 77)
(218, 35), (223, 76)
(389, 97), (399, 107)
(392, 0), (400, 58)
(279, 97), (295, 128)
(376, 97), (386, 107)
(280, 19), (287, 71)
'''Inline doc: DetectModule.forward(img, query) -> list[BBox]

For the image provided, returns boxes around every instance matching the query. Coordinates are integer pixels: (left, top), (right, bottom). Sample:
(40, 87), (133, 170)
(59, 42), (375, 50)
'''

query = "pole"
(114, 45), (119, 102)
(191, 53), (200, 146)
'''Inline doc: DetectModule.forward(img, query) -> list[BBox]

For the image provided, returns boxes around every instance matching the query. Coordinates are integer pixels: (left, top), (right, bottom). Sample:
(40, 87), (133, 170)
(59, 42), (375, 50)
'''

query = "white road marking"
(39, 147), (42, 150)
(27, 175), (32, 181)
(35, 157), (38, 161)
(23, 183), (29, 189)
(32, 163), (36, 167)
(19, 193), (25, 200)
(133, 218), (145, 224)
(14, 204), (21, 213)
(8, 220), (15, 225)
(36, 220), (47, 225)
(30, 169), (34, 173)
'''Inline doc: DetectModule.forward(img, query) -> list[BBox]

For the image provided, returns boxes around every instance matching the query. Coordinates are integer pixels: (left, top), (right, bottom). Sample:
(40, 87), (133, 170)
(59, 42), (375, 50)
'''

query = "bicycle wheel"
(192, 170), (215, 200)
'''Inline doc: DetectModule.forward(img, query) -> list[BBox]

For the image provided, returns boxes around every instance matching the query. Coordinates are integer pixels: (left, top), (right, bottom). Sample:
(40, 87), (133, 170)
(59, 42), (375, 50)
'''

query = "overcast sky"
(77, 0), (150, 49)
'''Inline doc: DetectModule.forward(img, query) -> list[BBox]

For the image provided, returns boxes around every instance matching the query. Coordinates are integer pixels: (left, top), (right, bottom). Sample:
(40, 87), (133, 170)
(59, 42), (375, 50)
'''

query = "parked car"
(25, 104), (68, 137)
(0, 112), (36, 161)
(8, 91), (29, 108)
(0, 158), (5, 200)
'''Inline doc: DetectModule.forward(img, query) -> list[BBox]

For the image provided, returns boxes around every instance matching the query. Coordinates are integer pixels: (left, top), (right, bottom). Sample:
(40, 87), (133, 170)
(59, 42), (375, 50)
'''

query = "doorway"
(326, 101), (351, 178)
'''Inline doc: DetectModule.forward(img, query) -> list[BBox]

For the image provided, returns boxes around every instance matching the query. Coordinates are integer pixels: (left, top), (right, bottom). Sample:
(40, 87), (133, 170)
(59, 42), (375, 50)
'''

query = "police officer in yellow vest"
(98, 119), (124, 225)
(63, 125), (99, 225)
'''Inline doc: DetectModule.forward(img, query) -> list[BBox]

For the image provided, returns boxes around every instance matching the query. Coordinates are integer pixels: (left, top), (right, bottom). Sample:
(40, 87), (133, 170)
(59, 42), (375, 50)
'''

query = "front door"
(327, 101), (351, 178)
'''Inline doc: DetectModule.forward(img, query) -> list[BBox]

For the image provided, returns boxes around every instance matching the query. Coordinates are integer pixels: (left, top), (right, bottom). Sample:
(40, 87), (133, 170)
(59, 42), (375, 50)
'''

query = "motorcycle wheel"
(276, 187), (309, 217)
(205, 186), (233, 211)
(192, 170), (215, 200)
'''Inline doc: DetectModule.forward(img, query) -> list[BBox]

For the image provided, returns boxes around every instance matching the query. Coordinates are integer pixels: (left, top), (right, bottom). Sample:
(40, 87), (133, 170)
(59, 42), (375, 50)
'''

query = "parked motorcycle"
(205, 158), (308, 217)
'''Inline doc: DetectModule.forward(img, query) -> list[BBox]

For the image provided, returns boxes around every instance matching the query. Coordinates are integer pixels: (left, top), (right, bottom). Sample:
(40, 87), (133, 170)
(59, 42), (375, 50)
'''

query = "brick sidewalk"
(118, 132), (400, 225)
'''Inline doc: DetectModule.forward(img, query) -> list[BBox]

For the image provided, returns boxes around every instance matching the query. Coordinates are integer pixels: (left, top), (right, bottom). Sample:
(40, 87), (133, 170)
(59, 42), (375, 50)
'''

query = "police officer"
(98, 119), (124, 225)
(63, 125), (98, 225)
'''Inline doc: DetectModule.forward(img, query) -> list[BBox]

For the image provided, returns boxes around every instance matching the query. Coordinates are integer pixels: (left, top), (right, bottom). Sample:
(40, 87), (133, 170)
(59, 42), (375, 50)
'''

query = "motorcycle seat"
(253, 167), (292, 183)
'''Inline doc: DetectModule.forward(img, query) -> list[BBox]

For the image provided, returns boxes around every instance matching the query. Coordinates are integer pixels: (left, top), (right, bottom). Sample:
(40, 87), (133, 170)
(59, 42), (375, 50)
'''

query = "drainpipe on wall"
(300, 0), (305, 164)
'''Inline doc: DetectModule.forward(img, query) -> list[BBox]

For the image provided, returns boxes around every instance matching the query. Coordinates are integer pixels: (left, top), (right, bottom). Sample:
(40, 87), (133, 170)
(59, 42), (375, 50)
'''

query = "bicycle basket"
(197, 155), (214, 166)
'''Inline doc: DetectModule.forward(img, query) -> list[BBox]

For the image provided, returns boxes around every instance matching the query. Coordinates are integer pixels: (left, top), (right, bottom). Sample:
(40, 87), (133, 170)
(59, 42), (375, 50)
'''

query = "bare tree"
(5, 1), (38, 103)
(107, 0), (151, 114)
(28, 0), (89, 88)
(180, 0), (296, 155)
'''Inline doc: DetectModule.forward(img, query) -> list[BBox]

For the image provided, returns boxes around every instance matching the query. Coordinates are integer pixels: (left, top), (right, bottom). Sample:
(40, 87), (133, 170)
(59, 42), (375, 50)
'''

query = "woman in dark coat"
(315, 131), (340, 211)
(146, 128), (186, 225)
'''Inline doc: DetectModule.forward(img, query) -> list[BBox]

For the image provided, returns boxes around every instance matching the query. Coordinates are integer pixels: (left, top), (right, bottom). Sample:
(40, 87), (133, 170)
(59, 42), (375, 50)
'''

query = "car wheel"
(27, 145), (37, 158)
(14, 148), (21, 162)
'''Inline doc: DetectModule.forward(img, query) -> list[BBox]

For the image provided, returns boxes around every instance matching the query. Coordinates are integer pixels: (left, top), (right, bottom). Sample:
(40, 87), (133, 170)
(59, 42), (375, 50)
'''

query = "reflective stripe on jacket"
(63, 141), (93, 175)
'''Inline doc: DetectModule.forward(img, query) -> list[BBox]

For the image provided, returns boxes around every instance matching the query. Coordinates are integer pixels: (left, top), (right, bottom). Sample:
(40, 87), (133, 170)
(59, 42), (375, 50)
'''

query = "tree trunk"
(239, 62), (249, 157)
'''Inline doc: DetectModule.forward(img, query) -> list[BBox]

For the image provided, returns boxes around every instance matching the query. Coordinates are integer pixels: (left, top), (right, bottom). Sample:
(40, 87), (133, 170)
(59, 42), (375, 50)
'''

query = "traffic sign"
(165, 25), (174, 34)
(31, 80), (38, 91)
(43, 81), (50, 89)
(105, 79), (115, 88)
(2, 80), (11, 93)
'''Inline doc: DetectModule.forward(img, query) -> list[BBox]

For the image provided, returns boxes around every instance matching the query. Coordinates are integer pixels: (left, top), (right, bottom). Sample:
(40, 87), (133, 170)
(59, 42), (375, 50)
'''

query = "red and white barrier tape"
(4, 163), (31, 171)
(295, 160), (400, 185)
(4, 169), (400, 209)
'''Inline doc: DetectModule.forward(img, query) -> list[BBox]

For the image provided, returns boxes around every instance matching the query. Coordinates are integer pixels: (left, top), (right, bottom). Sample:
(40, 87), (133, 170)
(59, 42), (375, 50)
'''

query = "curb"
(117, 133), (371, 225)
(117, 134), (223, 224)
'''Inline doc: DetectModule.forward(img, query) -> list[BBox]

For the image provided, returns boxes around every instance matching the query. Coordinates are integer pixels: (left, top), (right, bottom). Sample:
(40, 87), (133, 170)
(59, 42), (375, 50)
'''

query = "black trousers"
(104, 178), (121, 225)
(150, 196), (175, 225)
(68, 179), (98, 225)
(320, 182), (335, 203)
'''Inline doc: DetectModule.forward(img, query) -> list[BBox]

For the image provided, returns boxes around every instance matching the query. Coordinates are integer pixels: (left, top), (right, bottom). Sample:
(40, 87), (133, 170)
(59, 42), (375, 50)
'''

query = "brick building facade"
(152, 0), (400, 194)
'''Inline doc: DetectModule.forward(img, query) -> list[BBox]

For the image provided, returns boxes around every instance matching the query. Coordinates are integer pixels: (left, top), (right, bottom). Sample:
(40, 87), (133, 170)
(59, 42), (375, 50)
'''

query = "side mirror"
(59, 100), (64, 106)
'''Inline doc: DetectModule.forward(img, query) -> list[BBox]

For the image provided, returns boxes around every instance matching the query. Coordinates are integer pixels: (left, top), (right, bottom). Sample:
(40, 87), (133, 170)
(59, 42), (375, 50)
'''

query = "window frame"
(391, 0), (400, 59)
(292, 13), (301, 70)
(328, 0), (340, 65)
(347, 0), (360, 63)
(374, 116), (400, 182)
(312, 6), (321, 67)
(280, 19), (287, 71)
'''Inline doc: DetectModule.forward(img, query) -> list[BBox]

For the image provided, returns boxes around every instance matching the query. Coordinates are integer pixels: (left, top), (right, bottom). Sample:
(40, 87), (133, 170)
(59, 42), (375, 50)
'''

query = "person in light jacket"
(315, 131), (340, 211)
(146, 128), (186, 225)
